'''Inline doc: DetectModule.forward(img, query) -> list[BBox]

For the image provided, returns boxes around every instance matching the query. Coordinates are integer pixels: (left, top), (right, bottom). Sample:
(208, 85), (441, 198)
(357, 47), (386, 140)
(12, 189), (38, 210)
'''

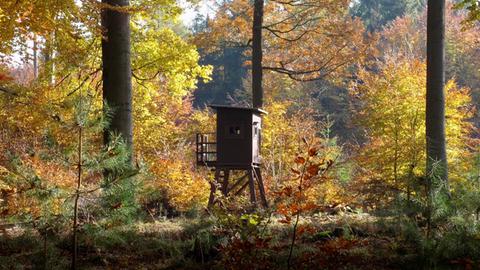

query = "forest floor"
(0, 211), (467, 269)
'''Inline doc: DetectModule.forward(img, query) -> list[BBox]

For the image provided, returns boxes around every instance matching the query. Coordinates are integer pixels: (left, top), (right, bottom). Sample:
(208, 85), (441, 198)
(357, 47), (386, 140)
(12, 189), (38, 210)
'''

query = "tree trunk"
(426, 0), (448, 184)
(33, 35), (38, 79)
(252, 0), (264, 108)
(43, 38), (52, 83)
(101, 0), (133, 149)
(71, 125), (83, 270)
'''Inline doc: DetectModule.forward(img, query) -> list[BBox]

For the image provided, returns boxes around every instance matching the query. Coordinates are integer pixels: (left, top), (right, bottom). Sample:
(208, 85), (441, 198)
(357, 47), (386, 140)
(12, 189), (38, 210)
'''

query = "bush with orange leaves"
(213, 140), (337, 270)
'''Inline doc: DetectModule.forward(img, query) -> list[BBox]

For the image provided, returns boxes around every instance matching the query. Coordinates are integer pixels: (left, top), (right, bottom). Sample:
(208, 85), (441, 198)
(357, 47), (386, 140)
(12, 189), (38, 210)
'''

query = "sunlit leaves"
(194, 0), (374, 81)
(0, 0), (212, 215)
(454, 0), (480, 27)
(350, 58), (474, 193)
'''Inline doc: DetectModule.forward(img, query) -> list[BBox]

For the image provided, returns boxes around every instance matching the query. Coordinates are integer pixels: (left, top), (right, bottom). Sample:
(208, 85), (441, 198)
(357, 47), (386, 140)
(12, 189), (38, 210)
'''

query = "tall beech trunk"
(101, 0), (133, 149)
(426, 0), (448, 184)
(252, 0), (264, 108)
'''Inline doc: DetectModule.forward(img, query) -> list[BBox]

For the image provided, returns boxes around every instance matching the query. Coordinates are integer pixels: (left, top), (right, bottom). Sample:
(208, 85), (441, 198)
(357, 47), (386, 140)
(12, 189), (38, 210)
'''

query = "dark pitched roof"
(209, 104), (268, 114)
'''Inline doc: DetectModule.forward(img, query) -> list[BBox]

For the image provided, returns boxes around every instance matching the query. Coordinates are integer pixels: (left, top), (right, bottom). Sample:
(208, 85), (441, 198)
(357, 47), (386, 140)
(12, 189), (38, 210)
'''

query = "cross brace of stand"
(208, 166), (268, 208)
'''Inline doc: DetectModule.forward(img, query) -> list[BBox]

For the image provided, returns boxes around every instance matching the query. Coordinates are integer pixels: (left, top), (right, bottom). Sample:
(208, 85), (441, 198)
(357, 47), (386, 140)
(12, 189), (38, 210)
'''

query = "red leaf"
(307, 164), (320, 175)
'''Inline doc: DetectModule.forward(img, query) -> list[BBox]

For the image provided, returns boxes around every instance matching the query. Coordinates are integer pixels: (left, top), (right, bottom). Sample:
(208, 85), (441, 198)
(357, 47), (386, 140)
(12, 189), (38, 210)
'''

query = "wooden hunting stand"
(196, 105), (268, 208)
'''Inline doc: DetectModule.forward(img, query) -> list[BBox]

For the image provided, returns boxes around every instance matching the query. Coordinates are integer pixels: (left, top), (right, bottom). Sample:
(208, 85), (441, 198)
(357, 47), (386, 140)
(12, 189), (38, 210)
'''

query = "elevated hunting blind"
(196, 105), (268, 208)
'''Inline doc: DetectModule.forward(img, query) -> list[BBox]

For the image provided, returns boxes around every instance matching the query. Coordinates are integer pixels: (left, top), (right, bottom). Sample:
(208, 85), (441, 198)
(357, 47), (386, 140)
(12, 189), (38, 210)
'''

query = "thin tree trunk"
(33, 35), (38, 79)
(426, 0), (448, 184)
(393, 126), (399, 186)
(43, 32), (54, 84)
(43, 230), (48, 269)
(101, 0), (133, 149)
(252, 0), (264, 108)
(71, 125), (82, 270)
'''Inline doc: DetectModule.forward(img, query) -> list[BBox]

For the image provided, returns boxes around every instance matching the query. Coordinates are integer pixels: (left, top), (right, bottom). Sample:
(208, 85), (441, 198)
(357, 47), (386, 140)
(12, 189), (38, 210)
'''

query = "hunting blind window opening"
(228, 125), (243, 138)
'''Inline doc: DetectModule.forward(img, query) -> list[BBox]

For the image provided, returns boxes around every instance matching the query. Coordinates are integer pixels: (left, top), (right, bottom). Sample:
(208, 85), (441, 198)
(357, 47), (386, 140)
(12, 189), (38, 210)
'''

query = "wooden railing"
(196, 133), (217, 166)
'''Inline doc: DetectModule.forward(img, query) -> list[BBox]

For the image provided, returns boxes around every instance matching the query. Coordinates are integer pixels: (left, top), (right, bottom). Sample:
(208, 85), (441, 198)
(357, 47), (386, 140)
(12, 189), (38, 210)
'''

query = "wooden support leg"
(254, 167), (268, 208)
(208, 181), (216, 208)
(209, 168), (266, 209)
(248, 169), (257, 207)
(222, 169), (230, 195)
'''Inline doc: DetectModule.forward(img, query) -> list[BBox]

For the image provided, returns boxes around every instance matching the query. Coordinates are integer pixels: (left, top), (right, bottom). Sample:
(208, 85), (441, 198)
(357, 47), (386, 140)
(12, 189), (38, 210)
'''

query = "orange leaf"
(297, 226), (306, 236)
(294, 156), (305, 164)
(290, 203), (300, 214)
(303, 202), (318, 211)
(0, 72), (13, 81)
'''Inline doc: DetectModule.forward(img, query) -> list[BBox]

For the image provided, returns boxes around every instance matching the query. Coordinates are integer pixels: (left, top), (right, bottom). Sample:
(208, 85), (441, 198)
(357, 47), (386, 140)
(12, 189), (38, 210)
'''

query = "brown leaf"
(111, 202), (122, 209)
(303, 174), (313, 180)
(279, 218), (291, 224)
(327, 159), (334, 168)
(308, 147), (318, 156)
(282, 186), (293, 197)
